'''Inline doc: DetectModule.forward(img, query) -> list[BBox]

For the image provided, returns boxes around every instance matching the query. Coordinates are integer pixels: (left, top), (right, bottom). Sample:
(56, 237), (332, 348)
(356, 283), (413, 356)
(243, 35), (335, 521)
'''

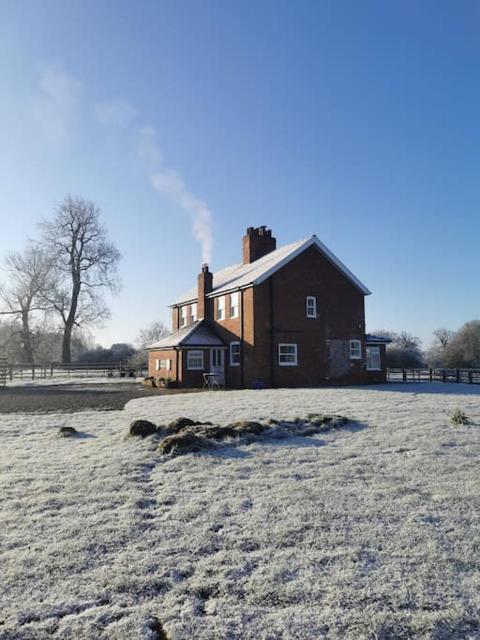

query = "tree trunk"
(21, 310), (35, 364)
(61, 277), (81, 364)
(62, 323), (73, 364)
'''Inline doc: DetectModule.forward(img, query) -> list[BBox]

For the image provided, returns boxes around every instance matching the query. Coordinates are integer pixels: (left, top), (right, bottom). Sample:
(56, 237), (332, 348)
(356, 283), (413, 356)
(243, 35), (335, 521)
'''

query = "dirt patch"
(0, 384), (201, 414)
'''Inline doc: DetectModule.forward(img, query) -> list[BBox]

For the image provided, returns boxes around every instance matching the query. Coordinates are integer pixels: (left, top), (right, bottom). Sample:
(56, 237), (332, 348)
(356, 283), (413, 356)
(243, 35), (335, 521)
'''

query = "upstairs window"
(278, 343), (298, 366)
(187, 350), (204, 370)
(349, 339), (362, 359)
(217, 296), (225, 321)
(366, 346), (381, 370)
(179, 306), (187, 327)
(306, 296), (317, 318)
(230, 341), (240, 366)
(191, 303), (197, 323)
(230, 292), (239, 318)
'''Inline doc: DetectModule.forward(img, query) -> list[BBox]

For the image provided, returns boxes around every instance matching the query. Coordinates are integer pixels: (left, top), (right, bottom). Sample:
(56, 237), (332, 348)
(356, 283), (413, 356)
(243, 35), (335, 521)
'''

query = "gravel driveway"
(0, 383), (197, 413)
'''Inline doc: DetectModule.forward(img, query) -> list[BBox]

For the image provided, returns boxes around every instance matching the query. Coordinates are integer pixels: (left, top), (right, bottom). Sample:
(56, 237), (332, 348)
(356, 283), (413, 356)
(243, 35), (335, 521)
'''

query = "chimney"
(197, 263), (213, 320)
(242, 226), (276, 264)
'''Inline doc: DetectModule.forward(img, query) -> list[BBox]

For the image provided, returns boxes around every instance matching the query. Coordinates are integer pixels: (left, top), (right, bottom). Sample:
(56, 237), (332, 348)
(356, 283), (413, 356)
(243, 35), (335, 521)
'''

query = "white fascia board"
(253, 235), (371, 295)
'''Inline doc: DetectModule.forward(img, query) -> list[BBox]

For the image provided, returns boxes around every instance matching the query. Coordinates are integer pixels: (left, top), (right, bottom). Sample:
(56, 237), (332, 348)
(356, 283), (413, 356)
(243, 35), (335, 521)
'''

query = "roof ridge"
(171, 233), (370, 306)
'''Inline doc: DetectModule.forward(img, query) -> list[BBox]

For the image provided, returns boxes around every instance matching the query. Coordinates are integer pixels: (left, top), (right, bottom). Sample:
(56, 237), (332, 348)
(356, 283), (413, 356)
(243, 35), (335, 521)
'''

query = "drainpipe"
(269, 277), (275, 388)
(240, 289), (245, 388)
(175, 348), (179, 384)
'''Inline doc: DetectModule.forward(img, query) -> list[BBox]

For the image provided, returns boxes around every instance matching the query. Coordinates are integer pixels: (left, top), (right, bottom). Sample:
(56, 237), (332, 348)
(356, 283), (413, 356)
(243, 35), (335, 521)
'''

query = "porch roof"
(146, 320), (225, 350)
(365, 334), (392, 344)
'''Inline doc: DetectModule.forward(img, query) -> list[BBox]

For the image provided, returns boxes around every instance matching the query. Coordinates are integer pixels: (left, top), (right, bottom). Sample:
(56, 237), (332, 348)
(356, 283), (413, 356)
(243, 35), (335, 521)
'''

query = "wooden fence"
(387, 368), (480, 385)
(0, 361), (144, 383)
(0, 357), (7, 386)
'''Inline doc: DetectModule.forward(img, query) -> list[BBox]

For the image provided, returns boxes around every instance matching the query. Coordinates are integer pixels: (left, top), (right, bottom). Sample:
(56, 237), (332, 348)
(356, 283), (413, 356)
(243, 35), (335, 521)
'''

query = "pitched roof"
(147, 320), (225, 350)
(172, 235), (370, 306)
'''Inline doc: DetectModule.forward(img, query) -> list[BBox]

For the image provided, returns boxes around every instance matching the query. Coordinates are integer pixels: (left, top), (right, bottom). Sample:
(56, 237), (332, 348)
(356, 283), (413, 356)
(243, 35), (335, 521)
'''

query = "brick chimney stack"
(197, 263), (213, 320)
(242, 226), (277, 264)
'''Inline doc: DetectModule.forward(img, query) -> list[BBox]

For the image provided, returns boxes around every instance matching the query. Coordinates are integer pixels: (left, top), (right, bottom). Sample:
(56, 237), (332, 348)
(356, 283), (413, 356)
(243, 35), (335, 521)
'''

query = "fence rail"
(0, 361), (144, 383)
(387, 368), (480, 385)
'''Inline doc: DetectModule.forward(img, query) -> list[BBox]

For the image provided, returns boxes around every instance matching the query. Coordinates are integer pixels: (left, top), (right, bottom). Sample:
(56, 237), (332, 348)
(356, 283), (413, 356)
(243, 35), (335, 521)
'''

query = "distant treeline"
(375, 321), (480, 369)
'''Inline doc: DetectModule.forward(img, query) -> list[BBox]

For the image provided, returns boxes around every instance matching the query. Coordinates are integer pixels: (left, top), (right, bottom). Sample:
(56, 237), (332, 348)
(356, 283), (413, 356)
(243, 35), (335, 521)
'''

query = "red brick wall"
(180, 348), (211, 387)
(209, 292), (244, 388)
(250, 245), (367, 387)
(148, 349), (178, 380)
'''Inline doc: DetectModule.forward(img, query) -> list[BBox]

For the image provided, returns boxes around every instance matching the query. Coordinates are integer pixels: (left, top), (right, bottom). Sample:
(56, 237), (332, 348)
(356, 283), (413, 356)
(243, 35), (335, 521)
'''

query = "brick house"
(147, 227), (389, 388)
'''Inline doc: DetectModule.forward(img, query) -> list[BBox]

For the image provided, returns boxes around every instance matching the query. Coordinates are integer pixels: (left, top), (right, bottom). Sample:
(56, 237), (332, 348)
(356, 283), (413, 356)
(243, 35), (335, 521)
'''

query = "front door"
(210, 348), (225, 384)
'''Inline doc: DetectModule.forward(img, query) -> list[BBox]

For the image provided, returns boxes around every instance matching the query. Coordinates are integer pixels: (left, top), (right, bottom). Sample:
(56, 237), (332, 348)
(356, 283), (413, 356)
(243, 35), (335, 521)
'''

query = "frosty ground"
(0, 384), (479, 639)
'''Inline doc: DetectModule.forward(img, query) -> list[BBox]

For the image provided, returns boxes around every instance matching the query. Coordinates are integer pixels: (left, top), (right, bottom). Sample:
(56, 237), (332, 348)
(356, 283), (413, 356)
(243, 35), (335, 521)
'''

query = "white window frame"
(155, 359), (160, 371)
(187, 350), (204, 370)
(230, 292), (239, 319)
(306, 296), (317, 318)
(366, 346), (381, 371)
(179, 306), (187, 327)
(160, 358), (172, 371)
(278, 343), (298, 367)
(191, 303), (197, 323)
(216, 296), (225, 321)
(349, 339), (362, 360)
(229, 341), (240, 366)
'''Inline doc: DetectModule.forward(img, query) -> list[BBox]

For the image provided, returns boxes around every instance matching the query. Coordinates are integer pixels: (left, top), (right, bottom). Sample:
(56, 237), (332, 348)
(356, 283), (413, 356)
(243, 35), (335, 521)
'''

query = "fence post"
(402, 369), (407, 382)
(429, 368), (433, 382)
(469, 371), (473, 384)
(456, 369), (460, 383)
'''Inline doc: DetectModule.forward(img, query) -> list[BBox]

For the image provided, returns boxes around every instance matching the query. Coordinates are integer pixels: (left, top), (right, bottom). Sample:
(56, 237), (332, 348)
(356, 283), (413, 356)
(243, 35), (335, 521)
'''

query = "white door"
(210, 348), (225, 384)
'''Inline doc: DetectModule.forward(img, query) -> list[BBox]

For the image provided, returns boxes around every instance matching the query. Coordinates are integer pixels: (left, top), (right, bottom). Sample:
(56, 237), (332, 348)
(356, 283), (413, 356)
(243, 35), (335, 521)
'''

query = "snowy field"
(1, 384), (479, 639)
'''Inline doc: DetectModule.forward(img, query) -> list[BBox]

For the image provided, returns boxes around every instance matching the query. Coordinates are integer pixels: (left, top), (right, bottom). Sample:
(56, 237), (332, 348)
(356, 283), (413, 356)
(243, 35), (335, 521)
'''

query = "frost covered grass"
(0, 384), (479, 639)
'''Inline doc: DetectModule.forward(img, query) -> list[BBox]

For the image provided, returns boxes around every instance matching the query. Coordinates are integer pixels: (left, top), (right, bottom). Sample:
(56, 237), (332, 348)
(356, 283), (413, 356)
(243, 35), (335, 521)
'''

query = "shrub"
(450, 408), (470, 425)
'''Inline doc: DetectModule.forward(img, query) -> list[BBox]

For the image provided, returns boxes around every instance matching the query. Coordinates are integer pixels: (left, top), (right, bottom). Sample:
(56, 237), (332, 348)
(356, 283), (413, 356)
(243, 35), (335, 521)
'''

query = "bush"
(450, 409), (470, 425)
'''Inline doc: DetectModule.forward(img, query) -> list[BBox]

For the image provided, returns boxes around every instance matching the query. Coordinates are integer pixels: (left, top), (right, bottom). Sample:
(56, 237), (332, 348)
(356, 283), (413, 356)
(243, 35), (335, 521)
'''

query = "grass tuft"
(450, 408), (471, 425)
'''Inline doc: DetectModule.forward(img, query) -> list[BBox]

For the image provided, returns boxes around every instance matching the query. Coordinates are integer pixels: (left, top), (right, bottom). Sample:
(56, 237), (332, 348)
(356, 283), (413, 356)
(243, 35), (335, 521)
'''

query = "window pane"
(349, 340), (361, 359)
(188, 351), (203, 369)
(279, 344), (298, 365)
(230, 342), (240, 365)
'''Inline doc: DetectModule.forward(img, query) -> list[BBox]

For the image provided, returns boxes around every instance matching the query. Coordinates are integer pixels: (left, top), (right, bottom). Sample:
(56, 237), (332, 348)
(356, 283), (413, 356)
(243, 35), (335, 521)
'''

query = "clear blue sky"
(0, 0), (478, 348)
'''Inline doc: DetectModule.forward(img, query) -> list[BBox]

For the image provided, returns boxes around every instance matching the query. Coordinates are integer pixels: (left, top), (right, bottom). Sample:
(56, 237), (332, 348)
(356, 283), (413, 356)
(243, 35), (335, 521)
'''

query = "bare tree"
(136, 321), (168, 349)
(371, 329), (423, 368)
(129, 320), (169, 371)
(395, 332), (421, 350)
(433, 328), (454, 349)
(40, 196), (121, 363)
(0, 245), (53, 363)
